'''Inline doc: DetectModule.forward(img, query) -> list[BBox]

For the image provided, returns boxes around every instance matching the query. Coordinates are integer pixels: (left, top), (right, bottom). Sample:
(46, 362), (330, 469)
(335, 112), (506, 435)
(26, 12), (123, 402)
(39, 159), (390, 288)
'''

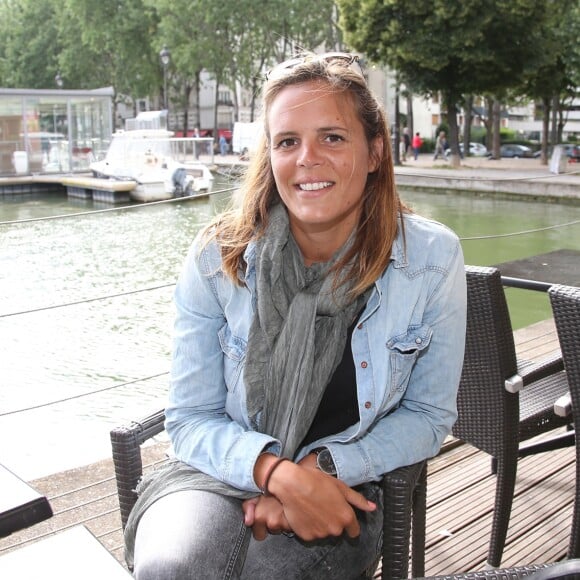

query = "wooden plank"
(424, 439), (575, 574)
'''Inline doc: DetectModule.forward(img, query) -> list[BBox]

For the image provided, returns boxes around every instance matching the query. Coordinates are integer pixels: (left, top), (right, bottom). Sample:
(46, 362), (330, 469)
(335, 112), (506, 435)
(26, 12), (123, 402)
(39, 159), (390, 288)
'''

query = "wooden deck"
(0, 319), (574, 577)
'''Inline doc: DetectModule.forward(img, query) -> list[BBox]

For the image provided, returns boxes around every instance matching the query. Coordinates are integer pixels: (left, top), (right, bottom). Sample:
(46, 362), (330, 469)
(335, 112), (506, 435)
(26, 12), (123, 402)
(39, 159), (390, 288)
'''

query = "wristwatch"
(313, 448), (337, 476)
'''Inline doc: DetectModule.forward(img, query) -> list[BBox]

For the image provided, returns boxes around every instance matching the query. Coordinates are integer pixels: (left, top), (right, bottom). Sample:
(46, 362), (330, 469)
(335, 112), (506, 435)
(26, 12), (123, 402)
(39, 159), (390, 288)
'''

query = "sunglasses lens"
(266, 53), (364, 81)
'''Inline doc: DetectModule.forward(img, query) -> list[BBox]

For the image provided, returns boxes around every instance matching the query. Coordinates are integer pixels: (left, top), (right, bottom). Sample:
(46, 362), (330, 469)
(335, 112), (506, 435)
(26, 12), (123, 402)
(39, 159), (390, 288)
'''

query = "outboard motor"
(172, 167), (194, 197)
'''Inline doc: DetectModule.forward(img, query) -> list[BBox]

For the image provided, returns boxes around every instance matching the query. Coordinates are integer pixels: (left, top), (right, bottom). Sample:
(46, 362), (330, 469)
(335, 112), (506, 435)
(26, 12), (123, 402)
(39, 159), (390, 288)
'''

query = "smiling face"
(267, 80), (381, 263)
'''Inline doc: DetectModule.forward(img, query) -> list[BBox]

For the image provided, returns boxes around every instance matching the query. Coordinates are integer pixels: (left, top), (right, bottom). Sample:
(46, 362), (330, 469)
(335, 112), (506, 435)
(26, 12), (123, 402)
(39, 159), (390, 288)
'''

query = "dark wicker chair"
(421, 558), (580, 579)
(549, 284), (580, 559)
(452, 266), (570, 568)
(110, 410), (427, 579)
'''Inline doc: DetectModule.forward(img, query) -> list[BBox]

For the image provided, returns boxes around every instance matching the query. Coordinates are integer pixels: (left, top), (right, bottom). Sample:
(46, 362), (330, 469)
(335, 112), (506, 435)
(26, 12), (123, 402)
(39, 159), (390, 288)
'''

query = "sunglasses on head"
(265, 52), (365, 82)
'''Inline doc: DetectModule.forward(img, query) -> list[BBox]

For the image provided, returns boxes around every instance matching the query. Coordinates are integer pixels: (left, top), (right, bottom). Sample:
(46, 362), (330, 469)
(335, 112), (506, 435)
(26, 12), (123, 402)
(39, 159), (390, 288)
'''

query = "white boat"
(89, 129), (214, 202)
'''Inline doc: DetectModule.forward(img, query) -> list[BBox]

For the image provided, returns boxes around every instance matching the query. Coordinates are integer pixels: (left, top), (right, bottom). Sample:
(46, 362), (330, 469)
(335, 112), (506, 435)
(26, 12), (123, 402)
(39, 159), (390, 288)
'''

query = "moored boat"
(89, 128), (214, 202)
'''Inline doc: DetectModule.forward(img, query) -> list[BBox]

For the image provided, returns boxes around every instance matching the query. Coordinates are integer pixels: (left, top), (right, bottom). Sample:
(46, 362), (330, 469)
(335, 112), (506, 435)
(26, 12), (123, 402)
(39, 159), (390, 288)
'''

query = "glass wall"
(0, 87), (113, 176)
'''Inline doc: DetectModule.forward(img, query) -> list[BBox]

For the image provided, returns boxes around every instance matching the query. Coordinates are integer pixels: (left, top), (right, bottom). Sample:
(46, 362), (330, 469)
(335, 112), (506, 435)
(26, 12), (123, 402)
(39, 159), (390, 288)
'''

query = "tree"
(337, 0), (553, 166)
(55, 0), (160, 113)
(152, 0), (340, 133)
(0, 0), (62, 88)
(523, 2), (580, 164)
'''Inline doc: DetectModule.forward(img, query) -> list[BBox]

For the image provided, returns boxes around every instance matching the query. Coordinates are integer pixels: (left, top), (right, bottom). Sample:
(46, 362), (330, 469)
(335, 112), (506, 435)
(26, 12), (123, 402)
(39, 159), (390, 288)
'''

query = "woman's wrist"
(253, 453), (281, 491)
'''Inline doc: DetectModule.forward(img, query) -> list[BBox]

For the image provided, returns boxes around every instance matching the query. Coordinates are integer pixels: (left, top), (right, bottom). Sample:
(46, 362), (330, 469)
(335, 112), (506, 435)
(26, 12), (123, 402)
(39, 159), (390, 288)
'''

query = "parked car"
(499, 144), (534, 158)
(445, 142), (489, 158)
(533, 144), (580, 161)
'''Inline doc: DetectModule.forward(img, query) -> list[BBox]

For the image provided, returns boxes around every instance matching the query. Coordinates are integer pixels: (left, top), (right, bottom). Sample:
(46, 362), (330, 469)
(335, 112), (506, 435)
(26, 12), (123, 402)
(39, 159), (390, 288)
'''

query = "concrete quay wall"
(394, 170), (580, 202)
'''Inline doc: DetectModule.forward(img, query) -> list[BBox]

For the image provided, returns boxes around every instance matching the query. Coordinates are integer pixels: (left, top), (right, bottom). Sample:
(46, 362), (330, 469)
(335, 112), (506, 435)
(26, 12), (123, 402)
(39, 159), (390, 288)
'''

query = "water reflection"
(0, 185), (577, 478)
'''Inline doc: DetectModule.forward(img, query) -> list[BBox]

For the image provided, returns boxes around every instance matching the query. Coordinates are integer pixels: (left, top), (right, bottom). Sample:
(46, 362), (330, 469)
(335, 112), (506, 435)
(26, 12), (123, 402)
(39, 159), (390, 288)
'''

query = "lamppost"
(159, 46), (171, 110)
(55, 72), (63, 88)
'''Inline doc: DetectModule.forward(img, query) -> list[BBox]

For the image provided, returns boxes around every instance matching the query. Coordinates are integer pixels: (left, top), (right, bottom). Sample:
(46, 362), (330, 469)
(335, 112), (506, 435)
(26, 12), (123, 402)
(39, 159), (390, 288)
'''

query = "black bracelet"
(260, 457), (290, 496)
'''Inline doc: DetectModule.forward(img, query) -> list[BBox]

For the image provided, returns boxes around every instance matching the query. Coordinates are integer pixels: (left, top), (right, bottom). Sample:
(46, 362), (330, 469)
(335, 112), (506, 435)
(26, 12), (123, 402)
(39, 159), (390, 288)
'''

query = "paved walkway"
(394, 155), (580, 201)
(213, 153), (580, 202)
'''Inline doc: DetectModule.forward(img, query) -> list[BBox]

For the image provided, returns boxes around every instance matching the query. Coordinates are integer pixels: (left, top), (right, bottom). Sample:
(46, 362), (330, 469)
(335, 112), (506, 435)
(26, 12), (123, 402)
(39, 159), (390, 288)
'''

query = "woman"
(127, 52), (466, 579)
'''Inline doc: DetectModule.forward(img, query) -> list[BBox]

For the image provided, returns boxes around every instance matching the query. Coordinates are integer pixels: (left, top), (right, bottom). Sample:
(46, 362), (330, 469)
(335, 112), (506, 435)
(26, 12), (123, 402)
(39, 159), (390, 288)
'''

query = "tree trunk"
(182, 84), (192, 136)
(406, 93), (414, 136)
(540, 96), (550, 165)
(213, 76), (220, 142)
(194, 72), (201, 130)
(484, 96), (494, 153)
(394, 84), (401, 165)
(557, 102), (565, 143)
(550, 93), (558, 146)
(463, 95), (473, 155)
(492, 98), (501, 159)
(445, 93), (461, 168)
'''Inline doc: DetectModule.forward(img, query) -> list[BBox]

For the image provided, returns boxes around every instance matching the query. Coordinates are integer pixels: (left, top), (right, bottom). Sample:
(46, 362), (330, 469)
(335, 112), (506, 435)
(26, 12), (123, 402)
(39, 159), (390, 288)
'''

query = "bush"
(421, 138), (435, 153)
(470, 127), (487, 144)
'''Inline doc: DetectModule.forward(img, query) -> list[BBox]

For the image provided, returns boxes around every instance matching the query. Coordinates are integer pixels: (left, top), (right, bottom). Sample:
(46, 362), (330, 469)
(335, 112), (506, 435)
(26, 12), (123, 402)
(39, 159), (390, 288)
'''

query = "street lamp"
(55, 72), (63, 88)
(159, 46), (171, 110)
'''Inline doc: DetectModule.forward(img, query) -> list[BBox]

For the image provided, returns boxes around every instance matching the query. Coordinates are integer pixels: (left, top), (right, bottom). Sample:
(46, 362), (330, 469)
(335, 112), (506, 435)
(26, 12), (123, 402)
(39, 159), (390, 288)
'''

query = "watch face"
(316, 449), (337, 475)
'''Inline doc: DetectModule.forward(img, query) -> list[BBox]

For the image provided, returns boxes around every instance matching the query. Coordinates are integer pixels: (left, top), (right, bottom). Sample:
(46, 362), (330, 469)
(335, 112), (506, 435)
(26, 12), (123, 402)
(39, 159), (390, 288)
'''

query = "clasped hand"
(243, 457), (375, 541)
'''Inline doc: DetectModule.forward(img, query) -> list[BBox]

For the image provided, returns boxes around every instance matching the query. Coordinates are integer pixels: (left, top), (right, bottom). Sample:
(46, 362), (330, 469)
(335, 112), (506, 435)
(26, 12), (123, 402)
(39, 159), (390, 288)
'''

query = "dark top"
(300, 316), (360, 447)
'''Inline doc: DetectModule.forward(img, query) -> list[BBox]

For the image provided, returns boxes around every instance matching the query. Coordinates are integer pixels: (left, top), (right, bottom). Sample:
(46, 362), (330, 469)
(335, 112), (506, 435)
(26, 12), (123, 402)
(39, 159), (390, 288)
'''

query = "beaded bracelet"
(260, 457), (290, 496)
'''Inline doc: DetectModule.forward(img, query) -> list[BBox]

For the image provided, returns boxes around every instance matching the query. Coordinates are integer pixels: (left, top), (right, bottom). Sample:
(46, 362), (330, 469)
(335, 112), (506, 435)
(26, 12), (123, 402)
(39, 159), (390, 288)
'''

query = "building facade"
(0, 87), (114, 177)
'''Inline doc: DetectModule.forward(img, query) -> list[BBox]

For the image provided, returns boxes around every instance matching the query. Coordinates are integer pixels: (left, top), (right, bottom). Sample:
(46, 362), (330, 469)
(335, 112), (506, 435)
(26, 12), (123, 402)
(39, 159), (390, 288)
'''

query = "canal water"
(1, 183), (578, 479)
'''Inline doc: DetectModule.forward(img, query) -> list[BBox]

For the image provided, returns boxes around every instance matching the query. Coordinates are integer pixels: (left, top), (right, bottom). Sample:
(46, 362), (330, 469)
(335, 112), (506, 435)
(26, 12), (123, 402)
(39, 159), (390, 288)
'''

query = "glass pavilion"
(0, 87), (113, 176)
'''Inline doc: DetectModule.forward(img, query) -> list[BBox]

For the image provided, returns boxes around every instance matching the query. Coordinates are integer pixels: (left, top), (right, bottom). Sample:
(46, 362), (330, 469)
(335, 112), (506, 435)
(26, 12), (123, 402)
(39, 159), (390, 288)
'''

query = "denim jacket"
(165, 212), (466, 493)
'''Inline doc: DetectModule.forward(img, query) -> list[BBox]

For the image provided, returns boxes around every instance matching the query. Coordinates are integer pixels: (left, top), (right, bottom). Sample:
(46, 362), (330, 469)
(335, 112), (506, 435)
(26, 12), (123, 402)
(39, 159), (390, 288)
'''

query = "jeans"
(133, 483), (383, 579)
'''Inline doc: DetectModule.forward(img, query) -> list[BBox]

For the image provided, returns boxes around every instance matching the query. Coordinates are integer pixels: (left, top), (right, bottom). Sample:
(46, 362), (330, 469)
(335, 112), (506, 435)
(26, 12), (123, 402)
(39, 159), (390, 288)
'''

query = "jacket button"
(364, 401), (372, 409)
(415, 337), (422, 344)
(361, 361), (368, 368)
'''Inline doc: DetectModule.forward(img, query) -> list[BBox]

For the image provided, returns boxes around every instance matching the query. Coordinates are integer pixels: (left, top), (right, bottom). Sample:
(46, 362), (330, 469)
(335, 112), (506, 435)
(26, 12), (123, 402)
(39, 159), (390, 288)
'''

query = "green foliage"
(337, 0), (560, 162)
(0, 0), (339, 120)
(0, 0), (62, 88)
(2, 0), (573, 141)
(470, 127), (487, 144)
(500, 128), (516, 141)
(338, 0), (553, 99)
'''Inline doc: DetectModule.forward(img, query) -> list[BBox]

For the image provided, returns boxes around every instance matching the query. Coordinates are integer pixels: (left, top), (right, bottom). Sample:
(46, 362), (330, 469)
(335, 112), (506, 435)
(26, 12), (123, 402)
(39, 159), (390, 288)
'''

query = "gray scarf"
(245, 203), (369, 455)
(124, 203), (369, 565)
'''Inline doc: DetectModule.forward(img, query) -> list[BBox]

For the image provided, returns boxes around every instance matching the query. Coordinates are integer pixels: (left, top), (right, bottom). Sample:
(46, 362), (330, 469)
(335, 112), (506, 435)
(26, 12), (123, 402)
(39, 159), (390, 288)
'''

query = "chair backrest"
(110, 409), (166, 529)
(549, 284), (580, 427)
(452, 266), (520, 456)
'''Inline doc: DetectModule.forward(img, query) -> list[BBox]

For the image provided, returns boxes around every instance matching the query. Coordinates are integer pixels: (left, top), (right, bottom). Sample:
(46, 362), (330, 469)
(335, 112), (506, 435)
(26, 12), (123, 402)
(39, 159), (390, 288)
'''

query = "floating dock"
(0, 174), (135, 204)
(60, 176), (135, 204)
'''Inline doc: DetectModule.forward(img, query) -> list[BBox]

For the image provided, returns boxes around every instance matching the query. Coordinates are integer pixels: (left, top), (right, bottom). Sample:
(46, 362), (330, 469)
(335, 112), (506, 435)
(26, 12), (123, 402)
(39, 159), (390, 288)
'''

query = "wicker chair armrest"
(381, 460), (427, 579)
(528, 558), (580, 579)
(421, 558), (580, 579)
(505, 353), (564, 394)
(554, 392), (572, 417)
(110, 409), (166, 529)
(518, 352), (564, 386)
(420, 562), (553, 579)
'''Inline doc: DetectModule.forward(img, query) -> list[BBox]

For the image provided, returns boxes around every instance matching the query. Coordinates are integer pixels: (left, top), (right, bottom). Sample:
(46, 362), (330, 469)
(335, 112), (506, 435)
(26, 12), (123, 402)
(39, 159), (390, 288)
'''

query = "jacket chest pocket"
(387, 324), (432, 393)
(218, 324), (246, 392)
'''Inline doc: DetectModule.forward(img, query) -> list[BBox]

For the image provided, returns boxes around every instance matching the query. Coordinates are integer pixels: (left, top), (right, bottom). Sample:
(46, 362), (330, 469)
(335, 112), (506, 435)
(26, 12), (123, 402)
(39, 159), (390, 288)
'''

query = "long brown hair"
(206, 54), (408, 297)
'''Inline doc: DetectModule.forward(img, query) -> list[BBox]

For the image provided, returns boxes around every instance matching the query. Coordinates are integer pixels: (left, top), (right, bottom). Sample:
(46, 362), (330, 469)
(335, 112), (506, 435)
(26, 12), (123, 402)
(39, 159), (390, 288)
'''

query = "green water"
(400, 188), (579, 329)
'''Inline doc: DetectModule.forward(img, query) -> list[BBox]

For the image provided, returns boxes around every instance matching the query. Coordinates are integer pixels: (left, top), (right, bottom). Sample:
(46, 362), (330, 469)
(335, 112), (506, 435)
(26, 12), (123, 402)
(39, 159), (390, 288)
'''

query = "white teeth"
(299, 182), (332, 191)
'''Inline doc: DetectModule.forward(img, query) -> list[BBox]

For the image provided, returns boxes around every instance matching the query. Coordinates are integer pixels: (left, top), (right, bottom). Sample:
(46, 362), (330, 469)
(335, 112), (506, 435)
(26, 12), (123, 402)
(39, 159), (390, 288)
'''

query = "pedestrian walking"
(433, 131), (447, 160)
(412, 132), (422, 160)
